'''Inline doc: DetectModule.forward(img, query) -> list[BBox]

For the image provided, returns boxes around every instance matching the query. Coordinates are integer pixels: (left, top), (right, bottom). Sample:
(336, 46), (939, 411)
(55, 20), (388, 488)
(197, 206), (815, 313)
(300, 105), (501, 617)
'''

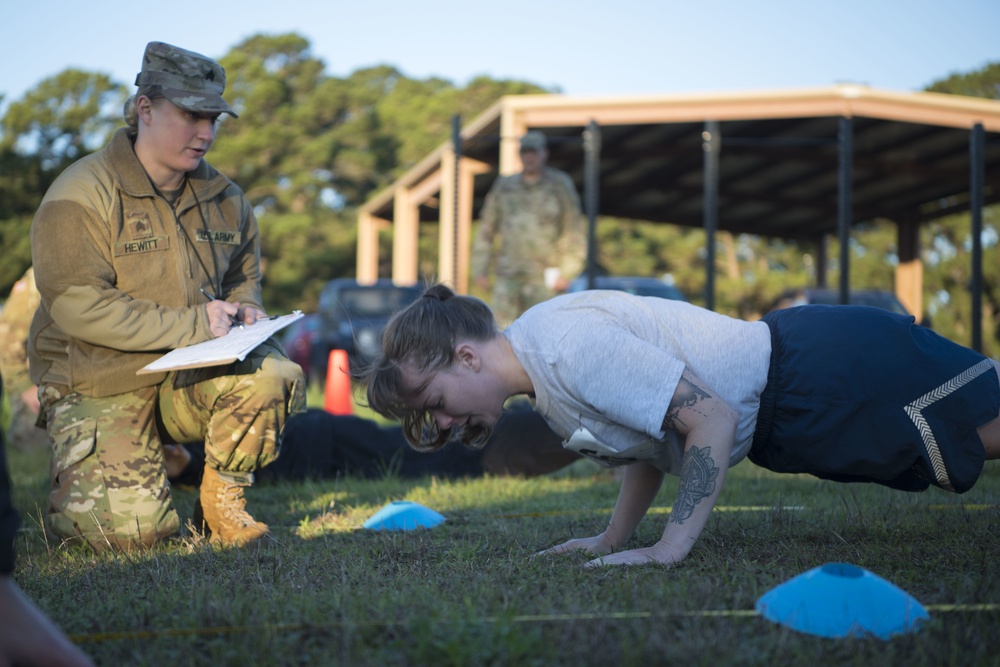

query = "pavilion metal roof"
(356, 85), (1000, 341)
(361, 85), (1000, 240)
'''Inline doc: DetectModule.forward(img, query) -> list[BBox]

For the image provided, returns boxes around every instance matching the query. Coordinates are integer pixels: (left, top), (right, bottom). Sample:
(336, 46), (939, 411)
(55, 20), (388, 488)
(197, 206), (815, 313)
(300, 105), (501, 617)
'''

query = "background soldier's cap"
(519, 131), (548, 151)
(135, 41), (238, 118)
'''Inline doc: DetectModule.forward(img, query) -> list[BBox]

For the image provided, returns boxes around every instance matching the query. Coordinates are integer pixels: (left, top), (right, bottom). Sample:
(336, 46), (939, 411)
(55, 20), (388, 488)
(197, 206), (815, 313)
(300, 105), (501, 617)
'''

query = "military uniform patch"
(127, 213), (154, 240)
(196, 229), (241, 245)
(114, 236), (170, 256)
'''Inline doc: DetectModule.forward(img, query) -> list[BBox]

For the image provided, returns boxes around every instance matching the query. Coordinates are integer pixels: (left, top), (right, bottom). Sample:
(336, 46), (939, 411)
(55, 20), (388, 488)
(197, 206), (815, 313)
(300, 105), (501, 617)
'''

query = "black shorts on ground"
(172, 402), (578, 485)
(751, 305), (999, 493)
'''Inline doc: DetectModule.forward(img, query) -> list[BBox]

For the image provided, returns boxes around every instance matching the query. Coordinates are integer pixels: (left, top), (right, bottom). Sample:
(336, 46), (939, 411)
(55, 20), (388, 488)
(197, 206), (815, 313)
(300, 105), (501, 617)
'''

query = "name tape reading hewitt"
(137, 311), (303, 374)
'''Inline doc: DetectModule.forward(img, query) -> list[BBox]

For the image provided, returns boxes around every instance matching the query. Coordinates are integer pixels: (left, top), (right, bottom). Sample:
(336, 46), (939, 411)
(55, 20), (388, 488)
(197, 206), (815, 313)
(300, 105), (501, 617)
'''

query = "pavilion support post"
(438, 118), (461, 290)
(814, 235), (828, 288)
(454, 159), (478, 295)
(583, 120), (601, 289)
(392, 188), (419, 285)
(439, 150), (457, 288)
(356, 210), (382, 284)
(451, 116), (462, 286)
(499, 108), (524, 176)
(702, 120), (720, 311)
(895, 218), (923, 322)
(970, 122), (985, 352)
(837, 117), (853, 305)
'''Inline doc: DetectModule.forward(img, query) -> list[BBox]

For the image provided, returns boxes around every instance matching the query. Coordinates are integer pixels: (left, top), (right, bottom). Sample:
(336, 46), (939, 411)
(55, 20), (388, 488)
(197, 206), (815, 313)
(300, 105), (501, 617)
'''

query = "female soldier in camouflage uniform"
(28, 42), (304, 551)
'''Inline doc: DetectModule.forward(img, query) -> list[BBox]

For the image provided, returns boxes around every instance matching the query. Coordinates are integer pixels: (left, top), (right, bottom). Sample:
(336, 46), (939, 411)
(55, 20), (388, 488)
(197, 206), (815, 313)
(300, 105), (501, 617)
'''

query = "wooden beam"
(355, 210), (385, 284)
(409, 169), (444, 206)
(392, 188), (419, 285)
(499, 106), (526, 176)
(505, 86), (1000, 132)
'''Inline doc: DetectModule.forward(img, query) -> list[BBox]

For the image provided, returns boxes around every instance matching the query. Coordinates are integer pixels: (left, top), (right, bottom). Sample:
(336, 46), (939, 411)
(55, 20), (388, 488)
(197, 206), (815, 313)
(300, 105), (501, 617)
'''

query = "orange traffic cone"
(324, 349), (354, 415)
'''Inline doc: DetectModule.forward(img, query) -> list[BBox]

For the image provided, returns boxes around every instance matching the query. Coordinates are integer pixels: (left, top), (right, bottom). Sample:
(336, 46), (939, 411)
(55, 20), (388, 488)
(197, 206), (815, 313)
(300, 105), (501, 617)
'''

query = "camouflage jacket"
(28, 127), (263, 397)
(0, 267), (39, 396)
(471, 167), (585, 282)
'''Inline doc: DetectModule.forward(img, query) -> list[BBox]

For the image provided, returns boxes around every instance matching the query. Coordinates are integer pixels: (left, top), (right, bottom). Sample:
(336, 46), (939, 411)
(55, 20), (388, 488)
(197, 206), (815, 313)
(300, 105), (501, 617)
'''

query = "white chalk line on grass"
(488, 505), (806, 519)
(487, 504), (998, 519)
(69, 603), (1000, 644)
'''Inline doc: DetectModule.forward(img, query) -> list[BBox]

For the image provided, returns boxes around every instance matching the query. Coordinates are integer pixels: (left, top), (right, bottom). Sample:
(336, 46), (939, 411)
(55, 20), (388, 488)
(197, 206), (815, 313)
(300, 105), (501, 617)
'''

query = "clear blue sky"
(2, 0), (997, 111)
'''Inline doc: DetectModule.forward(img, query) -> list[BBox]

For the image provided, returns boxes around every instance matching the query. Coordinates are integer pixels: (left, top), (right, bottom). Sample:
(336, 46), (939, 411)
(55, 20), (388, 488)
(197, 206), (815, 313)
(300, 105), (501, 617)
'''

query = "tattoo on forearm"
(670, 446), (719, 525)
(661, 377), (713, 433)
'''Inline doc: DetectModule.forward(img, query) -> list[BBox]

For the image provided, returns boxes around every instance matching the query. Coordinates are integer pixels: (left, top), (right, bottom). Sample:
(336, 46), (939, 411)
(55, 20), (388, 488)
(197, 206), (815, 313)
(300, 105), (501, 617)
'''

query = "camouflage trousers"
(40, 339), (305, 552)
(491, 277), (555, 328)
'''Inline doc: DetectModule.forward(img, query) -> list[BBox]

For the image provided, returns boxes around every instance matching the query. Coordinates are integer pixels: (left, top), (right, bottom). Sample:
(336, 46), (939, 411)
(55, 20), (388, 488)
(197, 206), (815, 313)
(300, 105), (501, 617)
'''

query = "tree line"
(1, 34), (998, 354)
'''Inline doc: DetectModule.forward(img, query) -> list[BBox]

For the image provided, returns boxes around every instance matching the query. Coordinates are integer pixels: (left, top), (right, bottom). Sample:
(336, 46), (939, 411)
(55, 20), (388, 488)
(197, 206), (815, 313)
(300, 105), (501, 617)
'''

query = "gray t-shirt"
(503, 290), (771, 474)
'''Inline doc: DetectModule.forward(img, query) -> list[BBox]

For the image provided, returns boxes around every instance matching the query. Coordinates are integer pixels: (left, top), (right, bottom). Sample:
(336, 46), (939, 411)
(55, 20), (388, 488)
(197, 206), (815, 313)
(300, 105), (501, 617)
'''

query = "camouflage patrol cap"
(519, 131), (547, 151)
(135, 41), (238, 118)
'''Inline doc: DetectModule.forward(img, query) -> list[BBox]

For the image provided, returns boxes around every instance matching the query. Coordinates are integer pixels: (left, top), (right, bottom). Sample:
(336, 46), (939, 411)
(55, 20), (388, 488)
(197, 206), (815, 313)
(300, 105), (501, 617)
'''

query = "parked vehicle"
(280, 313), (322, 385)
(567, 275), (688, 302)
(767, 288), (911, 316)
(315, 279), (423, 379)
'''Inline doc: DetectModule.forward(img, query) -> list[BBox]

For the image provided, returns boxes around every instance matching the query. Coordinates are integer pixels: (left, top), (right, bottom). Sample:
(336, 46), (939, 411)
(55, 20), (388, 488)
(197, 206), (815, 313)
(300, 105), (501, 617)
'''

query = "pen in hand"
(199, 287), (244, 329)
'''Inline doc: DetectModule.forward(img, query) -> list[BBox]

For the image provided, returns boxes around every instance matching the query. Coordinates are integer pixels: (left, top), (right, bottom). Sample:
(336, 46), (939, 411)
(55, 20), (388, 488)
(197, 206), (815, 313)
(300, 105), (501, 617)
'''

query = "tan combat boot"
(194, 468), (270, 547)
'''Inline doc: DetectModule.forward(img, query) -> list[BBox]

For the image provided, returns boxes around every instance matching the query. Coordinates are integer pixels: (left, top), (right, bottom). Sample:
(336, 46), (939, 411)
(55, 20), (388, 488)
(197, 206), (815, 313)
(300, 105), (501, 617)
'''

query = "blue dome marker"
(363, 500), (446, 531)
(756, 563), (929, 639)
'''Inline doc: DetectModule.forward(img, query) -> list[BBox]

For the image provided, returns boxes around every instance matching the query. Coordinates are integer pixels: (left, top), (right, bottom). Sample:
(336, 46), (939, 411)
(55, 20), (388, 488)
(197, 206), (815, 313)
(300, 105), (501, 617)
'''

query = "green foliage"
(925, 61), (1000, 99)
(0, 71), (124, 293)
(257, 210), (357, 312)
(208, 34), (550, 220)
(375, 73), (547, 171)
(0, 215), (32, 289)
(920, 207), (1000, 358)
(211, 34), (337, 215)
(590, 218), (817, 318)
(0, 68), (124, 168)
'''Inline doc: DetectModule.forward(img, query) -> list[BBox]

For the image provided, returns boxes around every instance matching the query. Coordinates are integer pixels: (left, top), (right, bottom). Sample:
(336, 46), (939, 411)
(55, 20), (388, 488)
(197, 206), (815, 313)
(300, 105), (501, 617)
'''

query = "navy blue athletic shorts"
(750, 305), (999, 493)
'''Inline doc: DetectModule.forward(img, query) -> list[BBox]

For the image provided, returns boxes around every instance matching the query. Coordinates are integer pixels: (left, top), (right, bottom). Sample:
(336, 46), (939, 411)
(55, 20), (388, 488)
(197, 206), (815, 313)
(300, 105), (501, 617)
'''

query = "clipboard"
(137, 311), (304, 374)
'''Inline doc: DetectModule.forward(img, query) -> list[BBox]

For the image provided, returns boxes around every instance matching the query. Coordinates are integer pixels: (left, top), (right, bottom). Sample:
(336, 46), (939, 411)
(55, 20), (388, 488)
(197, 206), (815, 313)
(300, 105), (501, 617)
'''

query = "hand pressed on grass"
(537, 533), (614, 558)
(584, 539), (688, 569)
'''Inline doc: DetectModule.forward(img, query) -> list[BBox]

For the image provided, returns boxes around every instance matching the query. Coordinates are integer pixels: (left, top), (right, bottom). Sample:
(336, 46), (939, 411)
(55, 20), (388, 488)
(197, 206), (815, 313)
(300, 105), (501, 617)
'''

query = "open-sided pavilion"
(355, 85), (1000, 347)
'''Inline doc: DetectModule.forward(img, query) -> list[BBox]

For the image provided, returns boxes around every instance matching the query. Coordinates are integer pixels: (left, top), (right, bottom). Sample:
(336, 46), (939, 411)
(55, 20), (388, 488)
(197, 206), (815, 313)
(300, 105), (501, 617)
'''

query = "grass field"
(6, 409), (1000, 666)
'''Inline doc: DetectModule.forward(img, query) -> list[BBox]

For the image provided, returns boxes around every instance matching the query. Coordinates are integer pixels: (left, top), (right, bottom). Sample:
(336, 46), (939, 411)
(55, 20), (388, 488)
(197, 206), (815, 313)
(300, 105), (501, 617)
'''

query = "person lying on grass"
(358, 283), (1000, 568)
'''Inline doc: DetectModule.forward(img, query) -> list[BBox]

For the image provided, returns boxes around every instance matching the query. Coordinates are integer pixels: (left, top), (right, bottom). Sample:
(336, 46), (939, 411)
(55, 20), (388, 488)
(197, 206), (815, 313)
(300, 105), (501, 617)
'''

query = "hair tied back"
(422, 284), (455, 301)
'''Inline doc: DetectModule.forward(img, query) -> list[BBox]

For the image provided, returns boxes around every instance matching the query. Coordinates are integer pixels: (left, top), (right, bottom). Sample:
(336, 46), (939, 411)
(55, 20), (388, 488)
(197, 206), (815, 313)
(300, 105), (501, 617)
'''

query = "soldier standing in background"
(471, 131), (586, 326)
(0, 267), (46, 450)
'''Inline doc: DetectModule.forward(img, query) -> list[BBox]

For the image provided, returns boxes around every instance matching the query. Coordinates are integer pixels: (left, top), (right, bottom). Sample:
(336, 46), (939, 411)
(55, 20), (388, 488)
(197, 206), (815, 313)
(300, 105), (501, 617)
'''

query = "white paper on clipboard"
(137, 311), (303, 374)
